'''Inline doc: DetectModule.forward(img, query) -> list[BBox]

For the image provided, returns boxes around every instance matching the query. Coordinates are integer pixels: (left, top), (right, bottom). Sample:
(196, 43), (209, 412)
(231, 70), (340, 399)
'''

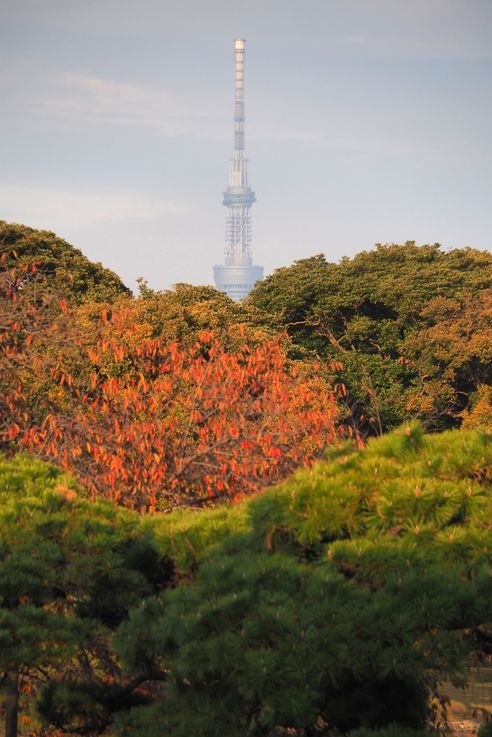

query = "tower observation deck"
(214, 38), (263, 301)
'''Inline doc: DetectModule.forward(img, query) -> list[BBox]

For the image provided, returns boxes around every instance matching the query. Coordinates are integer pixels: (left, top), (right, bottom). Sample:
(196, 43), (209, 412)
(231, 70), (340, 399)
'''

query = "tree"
(133, 280), (279, 350)
(3, 426), (491, 737)
(0, 454), (171, 737)
(112, 424), (492, 737)
(248, 243), (492, 432)
(0, 265), (343, 510)
(0, 220), (131, 303)
(402, 291), (492, 429)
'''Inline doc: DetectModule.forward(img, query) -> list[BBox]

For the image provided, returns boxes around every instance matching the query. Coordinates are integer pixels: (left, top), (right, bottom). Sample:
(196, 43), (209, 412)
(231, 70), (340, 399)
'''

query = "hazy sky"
(1, 0), (491, 291)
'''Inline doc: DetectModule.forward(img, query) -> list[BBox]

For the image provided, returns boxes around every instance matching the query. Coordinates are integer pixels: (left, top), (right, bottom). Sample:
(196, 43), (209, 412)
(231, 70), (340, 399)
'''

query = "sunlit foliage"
(0, 263), (342, 510)
(248, 243), (492, 432)
(0, 220), (130, 303)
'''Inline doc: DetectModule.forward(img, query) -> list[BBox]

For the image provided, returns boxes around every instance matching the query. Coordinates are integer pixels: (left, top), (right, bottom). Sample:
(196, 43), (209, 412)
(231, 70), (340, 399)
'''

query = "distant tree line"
(2, 221), (491, 435)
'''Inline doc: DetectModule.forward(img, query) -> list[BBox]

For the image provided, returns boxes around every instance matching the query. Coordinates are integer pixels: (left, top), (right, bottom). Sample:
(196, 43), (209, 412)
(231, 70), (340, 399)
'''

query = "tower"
(214, 38), (263, 301)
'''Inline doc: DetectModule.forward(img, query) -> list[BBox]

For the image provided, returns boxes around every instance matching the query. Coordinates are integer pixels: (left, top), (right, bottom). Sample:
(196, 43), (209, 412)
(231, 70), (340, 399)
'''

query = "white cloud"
(0, 66), (225, 138)
(0, 184), (187, 229)
(40, 73), (203, 134)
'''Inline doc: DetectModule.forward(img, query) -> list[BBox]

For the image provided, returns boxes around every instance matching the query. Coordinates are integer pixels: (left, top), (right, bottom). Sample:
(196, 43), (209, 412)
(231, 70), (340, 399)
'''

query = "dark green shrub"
(478, 722), (492, 737)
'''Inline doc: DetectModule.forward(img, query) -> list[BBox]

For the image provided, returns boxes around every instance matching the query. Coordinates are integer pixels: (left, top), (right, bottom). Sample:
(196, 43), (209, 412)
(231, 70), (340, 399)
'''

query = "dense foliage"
(0, 261), (342, 510)
(2, 224), (491, 439)
(134, 280), (277, 348)
(114, 423), (492, 737)
(2, 426), (491, 736)
(1, 223), (492, 736)
(0, 454), (171, 737)
(248, 243), (492, 432)
(0, 220), (131, 303)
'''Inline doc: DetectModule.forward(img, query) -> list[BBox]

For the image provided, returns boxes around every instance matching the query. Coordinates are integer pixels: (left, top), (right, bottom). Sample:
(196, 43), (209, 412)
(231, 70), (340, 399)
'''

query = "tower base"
(213, 264), (264, 301)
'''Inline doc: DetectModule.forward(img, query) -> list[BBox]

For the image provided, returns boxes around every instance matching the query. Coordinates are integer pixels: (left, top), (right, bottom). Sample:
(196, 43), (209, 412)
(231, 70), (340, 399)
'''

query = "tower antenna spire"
(213, 38), (263, 301)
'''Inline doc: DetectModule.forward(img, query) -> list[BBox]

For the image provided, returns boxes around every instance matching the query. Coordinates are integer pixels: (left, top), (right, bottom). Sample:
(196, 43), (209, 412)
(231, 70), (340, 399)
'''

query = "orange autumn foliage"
(0, 265), (343, 510)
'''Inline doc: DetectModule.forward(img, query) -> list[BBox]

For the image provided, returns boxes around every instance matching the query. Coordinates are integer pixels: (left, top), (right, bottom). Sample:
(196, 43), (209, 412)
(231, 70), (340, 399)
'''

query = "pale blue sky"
(1, 0), (491, 290)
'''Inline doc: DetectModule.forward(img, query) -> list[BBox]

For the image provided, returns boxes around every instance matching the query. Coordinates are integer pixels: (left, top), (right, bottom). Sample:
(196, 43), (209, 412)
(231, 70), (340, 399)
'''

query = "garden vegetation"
(0, 221), (491, 736)
(1, 426), (491, 736)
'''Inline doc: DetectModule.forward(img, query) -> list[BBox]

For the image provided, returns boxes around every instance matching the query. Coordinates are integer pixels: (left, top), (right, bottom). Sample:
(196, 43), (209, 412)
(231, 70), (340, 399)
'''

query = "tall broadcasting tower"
(214, 38), (263, 301)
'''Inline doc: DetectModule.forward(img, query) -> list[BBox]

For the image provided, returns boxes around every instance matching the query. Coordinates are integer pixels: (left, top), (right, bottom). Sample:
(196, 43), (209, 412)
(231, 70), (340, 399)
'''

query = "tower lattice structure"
(214, 38), (263, 301)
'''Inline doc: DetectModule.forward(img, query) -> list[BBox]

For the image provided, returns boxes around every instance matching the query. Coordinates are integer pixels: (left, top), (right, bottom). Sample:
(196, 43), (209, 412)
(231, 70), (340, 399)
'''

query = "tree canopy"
(3, 425), (490, 737)
(113, 423), (492, 737)
(2, 223), (492, 737)
(0, 454), (171, 737)
(133, 279), (278, 349)
(248, 243), (492, 432)
(0, 262), (343, 510)
(0, 220), (131, 303)
(2, 225), (490, 435)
